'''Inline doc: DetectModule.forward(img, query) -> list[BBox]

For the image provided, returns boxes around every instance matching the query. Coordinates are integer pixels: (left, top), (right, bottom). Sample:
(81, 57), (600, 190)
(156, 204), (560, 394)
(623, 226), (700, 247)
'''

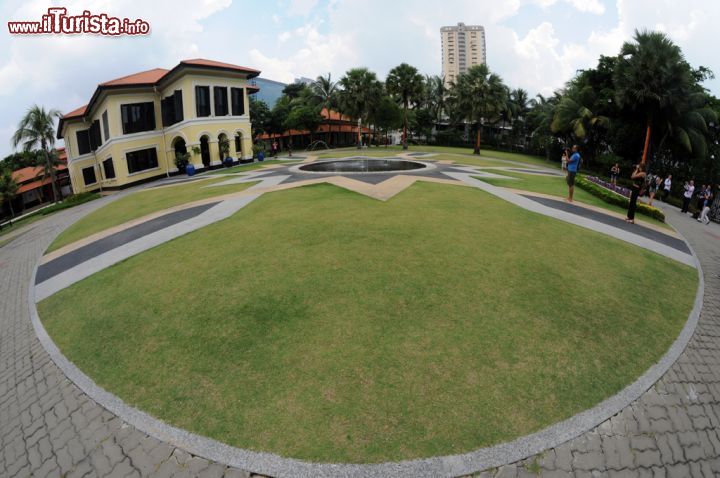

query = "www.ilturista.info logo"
(8, 8), (150, 35)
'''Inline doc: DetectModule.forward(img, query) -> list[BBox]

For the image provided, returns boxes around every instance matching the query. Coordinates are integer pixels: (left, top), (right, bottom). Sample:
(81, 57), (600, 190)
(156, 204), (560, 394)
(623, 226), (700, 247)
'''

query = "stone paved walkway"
(1, 166), (718, 477)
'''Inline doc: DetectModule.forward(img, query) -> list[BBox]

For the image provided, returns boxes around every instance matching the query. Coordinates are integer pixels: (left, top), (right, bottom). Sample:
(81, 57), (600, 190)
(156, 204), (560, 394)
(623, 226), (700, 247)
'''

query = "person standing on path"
(610, 163), (620, 186)
(695, 185), (708, 214)
(565, 145), (580, 203)
(626, 163), (647, 224)
(647, 173), (660, 206)
(561, 149), (569, 171)
(663, 174), (672, 201)
(682, 180), (695, 213)
(698, 187), (714, 224)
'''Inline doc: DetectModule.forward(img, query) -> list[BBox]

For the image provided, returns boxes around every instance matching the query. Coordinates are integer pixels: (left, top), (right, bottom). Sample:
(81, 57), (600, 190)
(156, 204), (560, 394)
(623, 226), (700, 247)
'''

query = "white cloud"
(565, 0), (605, 15)
(249, 23), (356, 83)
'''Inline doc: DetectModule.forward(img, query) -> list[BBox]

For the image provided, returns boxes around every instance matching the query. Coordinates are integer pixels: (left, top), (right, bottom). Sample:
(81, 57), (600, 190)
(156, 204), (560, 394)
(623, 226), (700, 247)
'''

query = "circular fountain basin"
(298, 158), (429, 174)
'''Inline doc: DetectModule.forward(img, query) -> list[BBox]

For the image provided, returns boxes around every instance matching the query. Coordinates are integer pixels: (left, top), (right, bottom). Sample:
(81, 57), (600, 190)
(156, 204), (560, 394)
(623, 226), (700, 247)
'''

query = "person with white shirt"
(682, 180), (695, 213)
(663, 175), (672, 201)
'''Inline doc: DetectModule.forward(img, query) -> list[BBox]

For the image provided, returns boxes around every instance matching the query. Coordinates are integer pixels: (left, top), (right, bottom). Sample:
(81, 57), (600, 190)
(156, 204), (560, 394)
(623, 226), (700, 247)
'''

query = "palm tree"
(0, 171), (19, 219)
(614, 30), (695, 165)
(386, 63), (425, 150)
(337, 68), (382, 148)
(425, 75), (447, 123)
(551, 90), (610, 143)
(662, 91), (717, 160)
(311, 73), (338, 145)
(509, 88), (530, 149)
(12, 105), (63, 202)
(451, 64), (508, 154)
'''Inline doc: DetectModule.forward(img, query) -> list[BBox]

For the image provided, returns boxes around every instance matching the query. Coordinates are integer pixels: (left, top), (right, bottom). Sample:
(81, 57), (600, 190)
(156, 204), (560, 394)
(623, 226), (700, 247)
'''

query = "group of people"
(681, 181), (714, 224)
(562, 147), (715, 226)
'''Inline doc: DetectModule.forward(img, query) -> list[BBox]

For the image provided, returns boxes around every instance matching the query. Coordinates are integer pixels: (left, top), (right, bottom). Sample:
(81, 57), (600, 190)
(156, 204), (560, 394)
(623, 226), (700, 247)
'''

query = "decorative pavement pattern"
(0, 153), (718, 477)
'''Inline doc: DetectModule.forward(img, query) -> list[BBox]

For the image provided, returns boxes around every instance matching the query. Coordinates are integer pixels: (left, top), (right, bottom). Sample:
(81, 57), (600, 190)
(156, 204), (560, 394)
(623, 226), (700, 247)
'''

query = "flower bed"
(576, 176), (665, 223)
(584, 176), (632, 198)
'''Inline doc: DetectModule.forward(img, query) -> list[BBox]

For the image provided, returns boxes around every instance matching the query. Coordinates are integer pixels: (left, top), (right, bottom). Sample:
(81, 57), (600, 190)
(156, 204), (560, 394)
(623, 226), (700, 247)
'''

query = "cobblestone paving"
(465, 206), (720, 478)
(0, 198), (263, 478)
(1, 193), (718, 477)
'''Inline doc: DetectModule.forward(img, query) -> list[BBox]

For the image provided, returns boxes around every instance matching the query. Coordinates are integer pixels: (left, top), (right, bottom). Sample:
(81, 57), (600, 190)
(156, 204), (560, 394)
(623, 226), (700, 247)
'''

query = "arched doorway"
(234, 132), (243, 160)
(218, 133), (230, 162)
(172, 137), (188, 172)
(199, 135), (210, 168)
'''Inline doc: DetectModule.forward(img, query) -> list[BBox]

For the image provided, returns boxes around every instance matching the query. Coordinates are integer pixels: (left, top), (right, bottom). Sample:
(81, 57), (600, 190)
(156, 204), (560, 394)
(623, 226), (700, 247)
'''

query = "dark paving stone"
(522, 195), (691, 254)
(35, 202), (219, 284)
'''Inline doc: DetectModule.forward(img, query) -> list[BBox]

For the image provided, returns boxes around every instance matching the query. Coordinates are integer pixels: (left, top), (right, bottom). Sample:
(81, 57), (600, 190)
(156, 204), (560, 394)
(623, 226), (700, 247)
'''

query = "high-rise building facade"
(440, 22), (486, 87)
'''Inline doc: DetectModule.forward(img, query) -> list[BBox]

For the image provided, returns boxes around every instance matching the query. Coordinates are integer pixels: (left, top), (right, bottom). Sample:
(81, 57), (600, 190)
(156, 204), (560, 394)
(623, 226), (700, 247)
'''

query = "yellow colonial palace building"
(58, 59), (260, 193)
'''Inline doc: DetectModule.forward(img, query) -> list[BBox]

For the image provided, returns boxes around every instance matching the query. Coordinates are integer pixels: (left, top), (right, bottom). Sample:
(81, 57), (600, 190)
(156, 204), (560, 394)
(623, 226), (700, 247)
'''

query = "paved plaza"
(1, 157), (719, 477)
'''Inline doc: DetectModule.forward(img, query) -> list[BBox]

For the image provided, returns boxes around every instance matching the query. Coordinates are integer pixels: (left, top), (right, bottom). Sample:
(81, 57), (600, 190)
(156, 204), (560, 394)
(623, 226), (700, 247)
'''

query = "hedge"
(575, 176), (666, 223)
(39, 192), (101, 216)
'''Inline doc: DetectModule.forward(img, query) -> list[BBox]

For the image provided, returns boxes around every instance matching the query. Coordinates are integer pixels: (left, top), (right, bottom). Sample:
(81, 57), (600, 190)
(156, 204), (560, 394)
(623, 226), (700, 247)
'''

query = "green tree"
(249, 98), (271, 139)
(283, 105), (323, 142)
(281, 82), (306, 99)
(614, 30), (696, 165)
(509, 88), (531, 149)
(0, 170), (19, 218)
(424, 75), (447, 123)
(451, 64), (508, 154)
(551, 86), (610, 162)
(337, 68), (382, 147)
(371, 95), (403, 146)
(11, 105), (63, 202)
(310, 74), (338, 142)
(386, 63), (425, 150)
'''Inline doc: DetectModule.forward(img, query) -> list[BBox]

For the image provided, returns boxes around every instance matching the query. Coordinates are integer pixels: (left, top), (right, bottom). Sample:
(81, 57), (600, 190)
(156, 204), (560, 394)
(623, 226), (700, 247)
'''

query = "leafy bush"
(576, 176), (665, 222)
(174, 152), (190, 171)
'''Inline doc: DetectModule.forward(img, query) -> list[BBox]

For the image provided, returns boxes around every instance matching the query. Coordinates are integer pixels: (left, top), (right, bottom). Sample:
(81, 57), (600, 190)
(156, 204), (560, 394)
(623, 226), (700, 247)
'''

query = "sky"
(1, 0), (719, 158)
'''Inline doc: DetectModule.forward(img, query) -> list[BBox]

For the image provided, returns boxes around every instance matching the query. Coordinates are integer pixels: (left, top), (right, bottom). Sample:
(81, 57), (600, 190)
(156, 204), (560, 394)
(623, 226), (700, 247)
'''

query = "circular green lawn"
(38, 182), (697, 463)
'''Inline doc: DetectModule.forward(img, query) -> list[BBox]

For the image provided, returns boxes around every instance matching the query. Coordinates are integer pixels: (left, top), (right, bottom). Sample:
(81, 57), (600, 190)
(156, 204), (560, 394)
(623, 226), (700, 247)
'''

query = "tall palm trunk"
(402, 98), (409, 150)
(641, 117), (652, 165)
(42, 140), (60, 202)
(474, 122), (482, 155)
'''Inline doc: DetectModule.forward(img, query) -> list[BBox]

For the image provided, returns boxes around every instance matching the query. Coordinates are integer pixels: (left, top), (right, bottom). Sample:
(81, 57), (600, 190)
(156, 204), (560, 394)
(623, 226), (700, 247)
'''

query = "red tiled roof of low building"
(100, 68), (169, 87)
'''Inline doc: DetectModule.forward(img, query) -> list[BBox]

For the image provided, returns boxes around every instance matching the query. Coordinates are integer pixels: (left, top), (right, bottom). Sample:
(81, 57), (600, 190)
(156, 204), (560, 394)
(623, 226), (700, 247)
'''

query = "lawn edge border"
(28, 223), (704, 478)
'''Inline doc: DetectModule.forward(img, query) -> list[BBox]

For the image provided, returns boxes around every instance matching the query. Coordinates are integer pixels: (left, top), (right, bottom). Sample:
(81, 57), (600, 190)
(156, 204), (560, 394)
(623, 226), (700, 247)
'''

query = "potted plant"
(174, 151), (191, 173)
(219, 139), (231, 165)
(253, 143), (266, 162)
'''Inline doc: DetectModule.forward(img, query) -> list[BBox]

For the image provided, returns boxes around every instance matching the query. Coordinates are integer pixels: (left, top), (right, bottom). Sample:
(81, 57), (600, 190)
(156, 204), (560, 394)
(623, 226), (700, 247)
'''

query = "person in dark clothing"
(626, 163), (647, 224)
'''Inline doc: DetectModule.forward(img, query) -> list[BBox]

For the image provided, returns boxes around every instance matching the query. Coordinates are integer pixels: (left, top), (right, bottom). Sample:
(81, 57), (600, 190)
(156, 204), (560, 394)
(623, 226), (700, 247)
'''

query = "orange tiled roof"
(321, 108), (353, 122)
(180, 59), (260, 75)
(100, 68), (169, 87)
(62, 104), (87, 119)
(12, 163), (68, 185)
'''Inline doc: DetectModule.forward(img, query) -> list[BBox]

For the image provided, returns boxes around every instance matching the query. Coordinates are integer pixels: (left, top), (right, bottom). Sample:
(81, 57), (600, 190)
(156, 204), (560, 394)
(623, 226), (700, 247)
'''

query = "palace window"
(231, 88), (245, 116)
(195, 86), (211, 117)
(214, 87), (228, 116)
(103, 158), (116, 179)
(82, 166), (96, 185)
(76, 129), (91, 155)
(126, 147), (159, 174)
(121, 102), (156, 134)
